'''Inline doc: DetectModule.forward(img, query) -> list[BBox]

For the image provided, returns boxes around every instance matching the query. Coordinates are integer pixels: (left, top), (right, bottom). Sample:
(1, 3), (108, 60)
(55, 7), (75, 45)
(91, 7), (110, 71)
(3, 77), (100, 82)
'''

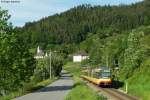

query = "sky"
(0, 0), (143, 27)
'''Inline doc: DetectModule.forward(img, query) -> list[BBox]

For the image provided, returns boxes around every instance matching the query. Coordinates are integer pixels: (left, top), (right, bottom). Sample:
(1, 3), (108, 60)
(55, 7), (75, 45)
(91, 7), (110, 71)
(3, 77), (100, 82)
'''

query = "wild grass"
(121, 59), (150, 100)
(127, 70), (150, 100)
(65, 81), (107, 100)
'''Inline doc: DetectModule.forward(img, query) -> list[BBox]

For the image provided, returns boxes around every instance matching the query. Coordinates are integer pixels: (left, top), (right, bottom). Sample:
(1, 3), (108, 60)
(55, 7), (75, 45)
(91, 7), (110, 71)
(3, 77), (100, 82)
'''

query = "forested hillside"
(18, 0), (149, 48)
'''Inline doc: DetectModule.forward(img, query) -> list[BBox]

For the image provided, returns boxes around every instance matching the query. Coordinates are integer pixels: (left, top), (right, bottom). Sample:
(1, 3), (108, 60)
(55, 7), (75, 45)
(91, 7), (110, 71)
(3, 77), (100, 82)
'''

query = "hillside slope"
(18, 0), (150, 47)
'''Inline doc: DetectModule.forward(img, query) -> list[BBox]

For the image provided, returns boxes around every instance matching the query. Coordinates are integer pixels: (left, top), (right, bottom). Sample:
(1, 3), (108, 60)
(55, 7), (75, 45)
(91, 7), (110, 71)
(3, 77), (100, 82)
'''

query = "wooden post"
(125, 81), (128, 93)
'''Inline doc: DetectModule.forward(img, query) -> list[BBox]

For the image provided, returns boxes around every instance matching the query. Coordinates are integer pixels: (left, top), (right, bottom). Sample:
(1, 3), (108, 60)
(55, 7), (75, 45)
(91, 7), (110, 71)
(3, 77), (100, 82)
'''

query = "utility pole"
(49, 51), (52, 79)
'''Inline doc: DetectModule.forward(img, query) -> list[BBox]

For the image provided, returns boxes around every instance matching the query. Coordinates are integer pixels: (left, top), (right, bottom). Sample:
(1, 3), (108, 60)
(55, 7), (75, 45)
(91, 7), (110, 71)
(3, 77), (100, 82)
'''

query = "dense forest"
(18, 0), (150, 47)
(0, 0), (150, 99)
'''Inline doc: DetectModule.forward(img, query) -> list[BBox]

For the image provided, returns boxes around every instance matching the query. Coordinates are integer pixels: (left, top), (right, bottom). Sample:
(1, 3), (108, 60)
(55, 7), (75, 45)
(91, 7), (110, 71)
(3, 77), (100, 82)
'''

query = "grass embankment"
(124, 59), (150, 100)
(0, 78), (57, 100)
(64, 62), (107, 100)
(119, 59), (150, 100)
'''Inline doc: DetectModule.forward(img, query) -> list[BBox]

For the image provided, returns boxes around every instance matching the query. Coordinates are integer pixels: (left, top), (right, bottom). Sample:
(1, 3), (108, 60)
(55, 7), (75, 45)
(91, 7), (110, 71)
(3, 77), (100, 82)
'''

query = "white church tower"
(34, 46), (45, 59)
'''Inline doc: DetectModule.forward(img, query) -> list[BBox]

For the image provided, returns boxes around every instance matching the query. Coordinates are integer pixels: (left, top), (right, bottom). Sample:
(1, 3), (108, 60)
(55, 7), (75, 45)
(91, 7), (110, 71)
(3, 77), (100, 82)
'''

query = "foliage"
(124, 58), (150, 100)
(32, 52), (63, 83)
(123, 29), (145, 78)
(19, 1), (150, 47)
(0, 8), (36, 96)
(32, 59), (49, 83)
(51, 53), (63, 76)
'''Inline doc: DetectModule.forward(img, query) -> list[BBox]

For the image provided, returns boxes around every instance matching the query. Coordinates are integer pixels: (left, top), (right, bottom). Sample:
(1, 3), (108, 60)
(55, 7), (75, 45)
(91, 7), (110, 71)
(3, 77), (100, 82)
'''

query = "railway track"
(83, 79), (139, 100)
(99, 87), (139, 100)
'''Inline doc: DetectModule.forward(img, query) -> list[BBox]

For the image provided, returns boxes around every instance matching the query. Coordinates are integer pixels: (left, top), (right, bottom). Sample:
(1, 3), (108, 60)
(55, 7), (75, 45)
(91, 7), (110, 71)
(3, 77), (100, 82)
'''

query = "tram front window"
(100, 72), (111, 78)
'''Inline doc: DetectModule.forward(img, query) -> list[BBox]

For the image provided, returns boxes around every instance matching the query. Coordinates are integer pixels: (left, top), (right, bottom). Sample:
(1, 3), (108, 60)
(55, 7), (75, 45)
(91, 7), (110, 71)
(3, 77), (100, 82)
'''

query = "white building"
(73, 52), (89, 62)
(34, 46), (45, 59)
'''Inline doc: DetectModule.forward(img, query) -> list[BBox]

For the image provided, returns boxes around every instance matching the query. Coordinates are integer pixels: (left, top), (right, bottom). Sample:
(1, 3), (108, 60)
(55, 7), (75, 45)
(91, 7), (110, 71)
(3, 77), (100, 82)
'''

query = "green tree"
(51, 53), (63, 76)
(0, 8), (36, 95)
(124, 29), (145, 78)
